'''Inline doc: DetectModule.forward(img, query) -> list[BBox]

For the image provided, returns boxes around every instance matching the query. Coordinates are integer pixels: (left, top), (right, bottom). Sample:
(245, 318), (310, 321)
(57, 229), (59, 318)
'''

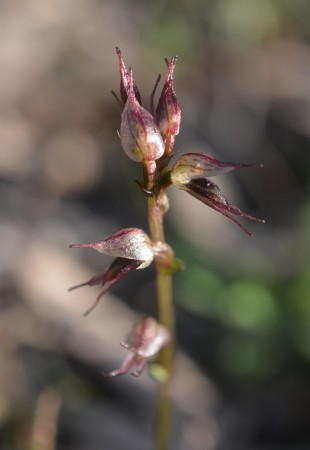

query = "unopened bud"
(120, 69), (165, 163)
(156, 56), (181, 139)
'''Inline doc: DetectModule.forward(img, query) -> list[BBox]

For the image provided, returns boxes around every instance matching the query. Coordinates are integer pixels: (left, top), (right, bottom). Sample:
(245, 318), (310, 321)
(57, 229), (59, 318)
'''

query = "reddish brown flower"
(69, 228), (155, 315)
(103, 316), (170, 378)
(171, 152), (264, 236)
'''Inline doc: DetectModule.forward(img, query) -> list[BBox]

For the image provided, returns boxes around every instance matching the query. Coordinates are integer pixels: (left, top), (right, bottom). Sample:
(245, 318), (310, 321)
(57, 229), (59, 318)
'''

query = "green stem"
(147, 187), (175, 450)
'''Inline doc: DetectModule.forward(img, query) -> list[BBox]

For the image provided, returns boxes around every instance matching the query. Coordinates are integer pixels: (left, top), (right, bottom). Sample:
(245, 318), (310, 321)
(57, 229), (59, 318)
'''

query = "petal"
(69, 257), (142, 316)
(171, 152), (263, 186)
(69, 228), (154, 266)
(184, 178), (265, 236)
(102, 352), (136, 378)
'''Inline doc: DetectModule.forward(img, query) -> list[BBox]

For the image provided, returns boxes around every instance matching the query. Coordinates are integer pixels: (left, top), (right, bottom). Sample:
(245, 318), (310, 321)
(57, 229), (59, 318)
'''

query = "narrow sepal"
(171, 152), (263, 186)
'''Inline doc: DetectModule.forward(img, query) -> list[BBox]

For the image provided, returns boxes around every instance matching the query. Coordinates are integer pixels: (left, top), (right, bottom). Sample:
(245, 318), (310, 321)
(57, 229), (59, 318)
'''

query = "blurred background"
(1, 0), (310, 449)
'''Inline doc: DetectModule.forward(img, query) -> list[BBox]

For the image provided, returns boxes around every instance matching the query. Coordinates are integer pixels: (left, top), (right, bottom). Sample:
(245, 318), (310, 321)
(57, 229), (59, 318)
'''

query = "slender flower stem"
(145, 155), (175, 450)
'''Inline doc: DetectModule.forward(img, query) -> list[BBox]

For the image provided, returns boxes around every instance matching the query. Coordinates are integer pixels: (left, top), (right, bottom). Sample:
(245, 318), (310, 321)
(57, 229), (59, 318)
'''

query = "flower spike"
(103, 317), (170, 378)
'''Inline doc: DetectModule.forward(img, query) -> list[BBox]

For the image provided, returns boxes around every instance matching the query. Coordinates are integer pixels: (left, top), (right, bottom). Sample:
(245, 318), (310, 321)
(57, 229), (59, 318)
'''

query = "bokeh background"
(1, 0), (310, 449)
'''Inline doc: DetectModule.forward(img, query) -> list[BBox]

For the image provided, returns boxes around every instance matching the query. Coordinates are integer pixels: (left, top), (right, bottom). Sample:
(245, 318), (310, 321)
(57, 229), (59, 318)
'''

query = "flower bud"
(155, 56), (181, 139)
(70, 227), (154, 268)
(120, 69), (165, 163)
(171, 152), (262, 187)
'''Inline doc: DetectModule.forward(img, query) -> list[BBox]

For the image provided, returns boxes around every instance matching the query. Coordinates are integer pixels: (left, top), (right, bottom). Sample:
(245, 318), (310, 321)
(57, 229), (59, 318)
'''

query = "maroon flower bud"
(103, 316), (170, 378)
(171, 152), (262, 187)
(120, 69), (165, 163)
(155, 56), (181, 139)
(115, 47), (141, 105)
(179, 177), (265, 236)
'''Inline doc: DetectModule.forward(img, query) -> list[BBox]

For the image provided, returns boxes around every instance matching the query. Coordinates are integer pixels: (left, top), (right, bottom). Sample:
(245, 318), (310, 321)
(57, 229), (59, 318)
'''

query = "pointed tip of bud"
(69, 243), (93, 249)
(115, 48), (141, 106)
(165, 56), (178, 82)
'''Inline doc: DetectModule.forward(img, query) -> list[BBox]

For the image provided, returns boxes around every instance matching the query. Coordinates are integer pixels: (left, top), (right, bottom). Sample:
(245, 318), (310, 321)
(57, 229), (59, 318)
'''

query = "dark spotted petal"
(185, 178), (265, 236)
(69, 257), (142, 316)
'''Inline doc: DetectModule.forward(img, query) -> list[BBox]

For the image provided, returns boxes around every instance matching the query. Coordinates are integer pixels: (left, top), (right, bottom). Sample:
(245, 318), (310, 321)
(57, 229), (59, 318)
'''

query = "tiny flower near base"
(103, 316), (170, 378)
(69, 228), (155, 315)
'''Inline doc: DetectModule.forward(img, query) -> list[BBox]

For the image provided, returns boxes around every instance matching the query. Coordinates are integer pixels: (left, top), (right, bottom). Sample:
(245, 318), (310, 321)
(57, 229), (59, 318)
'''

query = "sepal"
(70, 228), (154, 268)
(171, 152), (263, 186)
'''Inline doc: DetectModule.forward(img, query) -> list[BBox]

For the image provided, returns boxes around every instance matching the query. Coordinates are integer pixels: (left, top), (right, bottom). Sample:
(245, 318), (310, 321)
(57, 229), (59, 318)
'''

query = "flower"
(155, 56), (181, 140)
(120, 68), (165, 163)
(171, 152), (264, 236)
(103, 316), (170, 378)
(69, 228), (155, 315)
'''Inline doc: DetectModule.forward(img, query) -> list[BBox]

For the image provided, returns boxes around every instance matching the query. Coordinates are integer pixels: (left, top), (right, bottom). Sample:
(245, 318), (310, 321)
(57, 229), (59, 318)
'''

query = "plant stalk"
(146, 169), (175, 450)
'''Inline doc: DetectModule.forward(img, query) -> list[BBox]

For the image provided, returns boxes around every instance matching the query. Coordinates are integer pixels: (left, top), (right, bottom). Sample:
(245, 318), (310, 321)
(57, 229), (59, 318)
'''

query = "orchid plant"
(69, 48), (264, 450)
